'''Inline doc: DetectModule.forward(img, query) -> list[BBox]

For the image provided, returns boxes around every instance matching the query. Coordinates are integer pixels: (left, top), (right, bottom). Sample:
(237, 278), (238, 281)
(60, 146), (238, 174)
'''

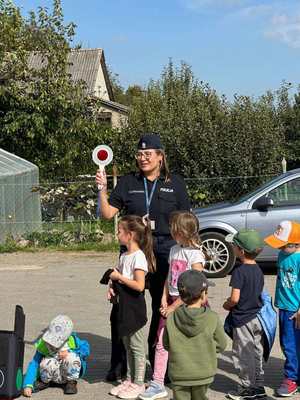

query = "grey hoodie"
(163, 305), (227, 386)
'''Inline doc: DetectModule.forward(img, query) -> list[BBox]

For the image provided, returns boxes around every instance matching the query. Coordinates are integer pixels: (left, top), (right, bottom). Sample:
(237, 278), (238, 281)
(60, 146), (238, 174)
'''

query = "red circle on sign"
(97, 149), (108, 161)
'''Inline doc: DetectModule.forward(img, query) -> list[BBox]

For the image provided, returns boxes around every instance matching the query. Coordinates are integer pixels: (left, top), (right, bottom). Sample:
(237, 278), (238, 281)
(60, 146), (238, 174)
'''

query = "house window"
(97, 112), (112, 127)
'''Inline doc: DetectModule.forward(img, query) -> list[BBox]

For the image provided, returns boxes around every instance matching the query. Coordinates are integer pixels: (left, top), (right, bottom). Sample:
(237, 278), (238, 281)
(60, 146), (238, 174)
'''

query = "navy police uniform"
(109, 171), (190, 367)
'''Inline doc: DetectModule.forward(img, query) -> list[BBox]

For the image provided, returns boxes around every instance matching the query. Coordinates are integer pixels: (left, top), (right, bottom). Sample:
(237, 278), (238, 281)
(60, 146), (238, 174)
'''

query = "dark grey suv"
(194, 168), (300, 277)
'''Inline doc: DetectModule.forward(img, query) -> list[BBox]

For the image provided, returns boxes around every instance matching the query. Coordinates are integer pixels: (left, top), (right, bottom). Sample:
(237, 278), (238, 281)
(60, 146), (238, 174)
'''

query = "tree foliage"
(0, 0), (113, 180)
(1, 0), (300, 202)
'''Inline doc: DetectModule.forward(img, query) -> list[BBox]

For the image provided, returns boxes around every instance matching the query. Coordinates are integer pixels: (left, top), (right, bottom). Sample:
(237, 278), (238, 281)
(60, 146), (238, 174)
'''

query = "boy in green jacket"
(163, 270), (227, 400)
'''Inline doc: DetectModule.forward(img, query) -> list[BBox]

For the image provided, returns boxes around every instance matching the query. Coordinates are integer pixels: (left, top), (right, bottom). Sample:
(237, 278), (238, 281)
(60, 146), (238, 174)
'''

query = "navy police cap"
(137, 133), (163, 150)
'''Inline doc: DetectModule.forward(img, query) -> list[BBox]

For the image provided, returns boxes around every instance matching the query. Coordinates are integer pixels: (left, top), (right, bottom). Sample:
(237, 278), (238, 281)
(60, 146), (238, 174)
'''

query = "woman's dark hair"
(119, 215), (156, 273)
(156, 149), (170, 182)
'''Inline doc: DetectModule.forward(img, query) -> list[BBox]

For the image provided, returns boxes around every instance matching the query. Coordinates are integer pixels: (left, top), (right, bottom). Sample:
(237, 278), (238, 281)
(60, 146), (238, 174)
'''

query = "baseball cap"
(264, 220), (300, 248)
(137, 133), (163, 150)
(226, 229), (264, 253)
(42, 315), (73, 349)
(177, 270), (214, 304)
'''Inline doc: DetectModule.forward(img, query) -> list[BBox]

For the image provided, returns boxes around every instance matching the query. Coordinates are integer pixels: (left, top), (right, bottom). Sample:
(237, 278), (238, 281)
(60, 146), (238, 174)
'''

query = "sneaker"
(64, 380), (78, 395)
(227, 386), (256, 400)
(276, 379), (298, 397)
(110, 380), (131, 396)
(33, 379), (50, 393)
(254, 387), (267, 398)
(118, 383), (145, 399)
(139, 381), (168, 399)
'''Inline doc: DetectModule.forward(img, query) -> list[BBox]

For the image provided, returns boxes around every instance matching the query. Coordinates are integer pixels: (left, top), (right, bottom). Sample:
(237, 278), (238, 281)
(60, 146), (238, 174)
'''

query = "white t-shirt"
(168, 244), (206, 296)
(118, 249), (148, 279)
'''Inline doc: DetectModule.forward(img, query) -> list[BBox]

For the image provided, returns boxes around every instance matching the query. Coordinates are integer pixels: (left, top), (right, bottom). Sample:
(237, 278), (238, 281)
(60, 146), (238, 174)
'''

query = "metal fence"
(0, 175), (278, 244)
(14, 175), (276, 223)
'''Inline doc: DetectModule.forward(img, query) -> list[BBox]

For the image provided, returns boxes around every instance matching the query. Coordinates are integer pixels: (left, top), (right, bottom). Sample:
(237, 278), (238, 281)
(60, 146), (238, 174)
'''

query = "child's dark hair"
(119, 215), (156, 273)
(238, 247), (263, 260)
(179, 287), (207, 306)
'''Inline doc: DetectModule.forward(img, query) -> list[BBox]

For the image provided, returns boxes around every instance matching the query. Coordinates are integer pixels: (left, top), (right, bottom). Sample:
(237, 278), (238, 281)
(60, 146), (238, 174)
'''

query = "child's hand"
(107, 286), (115, 300)
(160, 304), (175, 318)
(58, 350), (69, 360)
(223, 300), (232, 311)
(160, 295), (168, 311)
(23, 387), (32, 397)
(109, 269), (121, 281)
(290, 309), (300, 329)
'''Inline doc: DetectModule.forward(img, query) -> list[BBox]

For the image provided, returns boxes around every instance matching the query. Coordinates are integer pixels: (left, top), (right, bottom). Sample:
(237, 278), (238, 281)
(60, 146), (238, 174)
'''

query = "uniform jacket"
(163, 305), (227, 386)
(224, 290), (277, 361)
(23, 333), (90, 388)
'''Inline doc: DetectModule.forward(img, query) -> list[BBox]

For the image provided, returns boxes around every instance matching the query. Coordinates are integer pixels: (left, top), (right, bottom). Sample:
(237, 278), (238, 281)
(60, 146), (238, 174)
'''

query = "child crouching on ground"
(23, 315), (90, 397)
(163, 270), (227, 400)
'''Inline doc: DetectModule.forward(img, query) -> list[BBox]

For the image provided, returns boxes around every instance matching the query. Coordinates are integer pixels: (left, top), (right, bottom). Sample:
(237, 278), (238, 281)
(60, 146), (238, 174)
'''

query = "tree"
(0, 0), (113, 180)
(120, 60), (285, 204)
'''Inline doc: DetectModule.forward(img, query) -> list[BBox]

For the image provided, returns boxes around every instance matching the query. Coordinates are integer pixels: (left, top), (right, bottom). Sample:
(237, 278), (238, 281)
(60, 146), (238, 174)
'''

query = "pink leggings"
(152, 296), (178, 385)
(152, 316), (168, 384)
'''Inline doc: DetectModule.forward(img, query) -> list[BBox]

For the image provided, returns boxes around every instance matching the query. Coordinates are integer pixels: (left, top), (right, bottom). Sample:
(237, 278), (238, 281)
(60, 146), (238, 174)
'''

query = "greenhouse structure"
(0, 149), (41, 243)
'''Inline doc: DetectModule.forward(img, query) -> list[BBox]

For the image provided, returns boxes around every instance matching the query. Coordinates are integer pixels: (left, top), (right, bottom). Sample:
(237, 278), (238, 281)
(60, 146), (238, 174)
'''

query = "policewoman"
(96, 133), (191, 372)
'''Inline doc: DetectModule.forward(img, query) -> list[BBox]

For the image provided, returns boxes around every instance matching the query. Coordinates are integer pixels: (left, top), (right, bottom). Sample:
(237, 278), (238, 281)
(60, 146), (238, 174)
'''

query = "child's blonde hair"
(119, 215), (156, 273)
(170, 211), (202, 249)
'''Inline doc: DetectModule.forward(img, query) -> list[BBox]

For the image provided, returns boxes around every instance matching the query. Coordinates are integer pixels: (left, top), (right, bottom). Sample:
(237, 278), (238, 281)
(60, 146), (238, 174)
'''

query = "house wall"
(98, 106), (128, 130)
(94, 68), (110, 100)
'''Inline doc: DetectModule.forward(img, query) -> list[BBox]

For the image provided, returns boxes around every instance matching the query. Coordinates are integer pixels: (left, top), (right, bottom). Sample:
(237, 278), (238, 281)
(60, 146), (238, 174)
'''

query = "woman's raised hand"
(95, 168), (107, 191)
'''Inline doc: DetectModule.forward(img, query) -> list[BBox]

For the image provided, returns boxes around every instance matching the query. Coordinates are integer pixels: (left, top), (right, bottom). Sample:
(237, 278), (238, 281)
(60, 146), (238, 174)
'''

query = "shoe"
(64, 380), (78, 395)
(139, 381), (168, 399)
(254, 387), (267, 398)
(109, 380), (131, 396)
(276, 379), (298, 397)
(118, 383), (145, 399)
(106, 369), (118, 382)
(227, 386), (256, 400)
(33, 379), (50, 393)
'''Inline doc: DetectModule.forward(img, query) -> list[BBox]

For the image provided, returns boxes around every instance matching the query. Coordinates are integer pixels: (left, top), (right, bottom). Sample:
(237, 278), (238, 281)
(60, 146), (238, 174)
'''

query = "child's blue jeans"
(279, 309), (300, 382)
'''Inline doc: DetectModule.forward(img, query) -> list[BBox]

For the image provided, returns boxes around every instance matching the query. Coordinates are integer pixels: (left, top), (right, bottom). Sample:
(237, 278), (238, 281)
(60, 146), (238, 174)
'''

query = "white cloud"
(181, 0), (300, 49)
(265, 13), (300, 48)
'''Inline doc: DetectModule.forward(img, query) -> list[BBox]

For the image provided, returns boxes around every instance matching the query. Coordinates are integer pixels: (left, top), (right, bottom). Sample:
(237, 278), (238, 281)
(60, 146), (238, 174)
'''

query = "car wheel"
(200, 232), (236, 278)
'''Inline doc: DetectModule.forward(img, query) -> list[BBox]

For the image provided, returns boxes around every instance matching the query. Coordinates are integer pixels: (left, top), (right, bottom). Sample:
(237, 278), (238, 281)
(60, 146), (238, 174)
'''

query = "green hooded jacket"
(163, 305), (227, 386)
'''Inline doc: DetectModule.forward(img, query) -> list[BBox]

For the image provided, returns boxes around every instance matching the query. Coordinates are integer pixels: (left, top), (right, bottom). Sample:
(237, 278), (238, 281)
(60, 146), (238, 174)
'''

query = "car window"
(266, 178), (300, 206)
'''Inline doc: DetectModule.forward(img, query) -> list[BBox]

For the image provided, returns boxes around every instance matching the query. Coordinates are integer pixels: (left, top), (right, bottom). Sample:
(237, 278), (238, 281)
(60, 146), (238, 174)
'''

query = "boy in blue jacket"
(23, 315), (90, 397)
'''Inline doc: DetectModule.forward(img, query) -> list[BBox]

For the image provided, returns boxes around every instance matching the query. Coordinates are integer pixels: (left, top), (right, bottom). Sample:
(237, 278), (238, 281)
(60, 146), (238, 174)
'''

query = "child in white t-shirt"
(108, 215), (155, 399)
(140, 211), (206, 400)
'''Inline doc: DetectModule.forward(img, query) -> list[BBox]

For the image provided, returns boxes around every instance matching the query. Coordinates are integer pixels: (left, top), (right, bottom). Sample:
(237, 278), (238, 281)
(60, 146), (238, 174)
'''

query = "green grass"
(0, 220), (119, 253)
(0, 241), (119, 253)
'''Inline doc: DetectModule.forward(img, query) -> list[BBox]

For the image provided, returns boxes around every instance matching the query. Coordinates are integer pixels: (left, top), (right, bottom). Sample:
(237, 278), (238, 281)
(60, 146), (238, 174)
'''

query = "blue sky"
(14, 0), (300, 99)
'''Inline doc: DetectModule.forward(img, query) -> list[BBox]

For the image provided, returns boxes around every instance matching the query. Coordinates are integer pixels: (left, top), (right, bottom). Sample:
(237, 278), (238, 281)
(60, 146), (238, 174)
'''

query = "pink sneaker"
(109, 380), (131, 396)
(117, 383), (145, 399)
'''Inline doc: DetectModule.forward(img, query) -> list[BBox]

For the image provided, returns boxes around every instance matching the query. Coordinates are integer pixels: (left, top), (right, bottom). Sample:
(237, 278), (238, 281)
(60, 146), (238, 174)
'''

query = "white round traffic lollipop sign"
(92, 145), (113, 168)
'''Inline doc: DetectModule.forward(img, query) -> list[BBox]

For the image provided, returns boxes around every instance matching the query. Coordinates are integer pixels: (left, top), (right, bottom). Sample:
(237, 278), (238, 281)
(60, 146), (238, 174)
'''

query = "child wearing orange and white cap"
(264, 221), (300, 397)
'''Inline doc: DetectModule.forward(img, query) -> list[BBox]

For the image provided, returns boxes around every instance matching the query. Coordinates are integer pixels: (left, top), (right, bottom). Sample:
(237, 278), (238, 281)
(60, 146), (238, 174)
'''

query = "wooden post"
(112, 165), (118, 241)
